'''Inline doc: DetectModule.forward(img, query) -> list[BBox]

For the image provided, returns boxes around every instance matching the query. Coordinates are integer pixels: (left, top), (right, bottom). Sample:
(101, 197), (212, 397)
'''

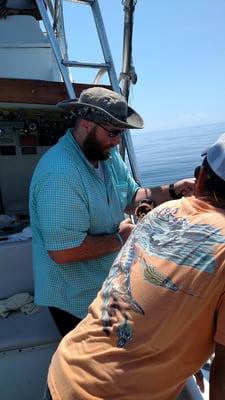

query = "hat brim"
(57, 99), (144, 130)
(201, 151), (207, 157)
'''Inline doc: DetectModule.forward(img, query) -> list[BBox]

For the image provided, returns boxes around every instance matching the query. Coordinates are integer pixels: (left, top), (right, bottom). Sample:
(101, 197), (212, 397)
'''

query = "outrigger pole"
(120, 0), (137, 101)
(119, 0), (141, 184)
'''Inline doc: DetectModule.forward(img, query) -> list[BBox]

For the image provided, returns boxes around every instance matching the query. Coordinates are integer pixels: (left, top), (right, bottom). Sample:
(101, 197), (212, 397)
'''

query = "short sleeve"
(35, 174), (90, 251)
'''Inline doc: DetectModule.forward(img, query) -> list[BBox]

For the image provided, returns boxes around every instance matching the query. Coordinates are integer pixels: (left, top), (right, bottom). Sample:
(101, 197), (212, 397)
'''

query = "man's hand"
(118, 217), (135, 244)
(174, 178), (195, 197)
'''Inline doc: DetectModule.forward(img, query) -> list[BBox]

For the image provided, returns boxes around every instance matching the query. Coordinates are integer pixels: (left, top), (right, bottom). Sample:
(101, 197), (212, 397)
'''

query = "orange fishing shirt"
(48, 197), (225, 400)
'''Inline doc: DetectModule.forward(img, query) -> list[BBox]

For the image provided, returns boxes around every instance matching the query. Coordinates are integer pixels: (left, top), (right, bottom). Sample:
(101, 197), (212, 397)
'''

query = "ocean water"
(131, 122), (225, 187)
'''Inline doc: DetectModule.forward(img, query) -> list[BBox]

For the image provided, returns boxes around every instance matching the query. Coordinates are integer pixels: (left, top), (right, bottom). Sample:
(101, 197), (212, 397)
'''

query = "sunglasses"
(97, 123), (125, 138)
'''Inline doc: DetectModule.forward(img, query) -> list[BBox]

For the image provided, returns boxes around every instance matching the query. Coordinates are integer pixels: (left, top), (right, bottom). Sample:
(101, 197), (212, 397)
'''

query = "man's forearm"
(136, 186), (172, 206)
(126, 178), (195, 214)
(48, 233), (123, 265)
(126, 185), (171, 213)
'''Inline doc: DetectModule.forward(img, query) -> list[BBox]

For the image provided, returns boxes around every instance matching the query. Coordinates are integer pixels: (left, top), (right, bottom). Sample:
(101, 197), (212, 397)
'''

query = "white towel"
(0, 292), (38, 318)
(7, 226), (32, 242)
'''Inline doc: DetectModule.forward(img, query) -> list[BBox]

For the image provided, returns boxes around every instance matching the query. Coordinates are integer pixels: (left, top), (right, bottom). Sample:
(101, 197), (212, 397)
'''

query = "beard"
(82, 125), (111, 161)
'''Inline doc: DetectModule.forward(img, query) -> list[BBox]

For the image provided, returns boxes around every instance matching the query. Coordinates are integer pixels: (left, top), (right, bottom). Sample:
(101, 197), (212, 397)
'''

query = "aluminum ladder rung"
(70, 0), (94, 4)
(62, 60), (111, 70)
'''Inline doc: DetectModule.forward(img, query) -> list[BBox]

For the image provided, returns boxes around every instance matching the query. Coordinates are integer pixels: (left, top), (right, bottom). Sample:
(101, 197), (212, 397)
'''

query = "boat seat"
(0, 238), (61, 352)
(0, 236), (61, 400)
(0, 306), (60, 352)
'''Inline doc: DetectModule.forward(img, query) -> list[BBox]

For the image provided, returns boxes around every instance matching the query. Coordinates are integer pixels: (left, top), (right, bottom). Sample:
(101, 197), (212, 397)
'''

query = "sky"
(62, 0), (225, 133)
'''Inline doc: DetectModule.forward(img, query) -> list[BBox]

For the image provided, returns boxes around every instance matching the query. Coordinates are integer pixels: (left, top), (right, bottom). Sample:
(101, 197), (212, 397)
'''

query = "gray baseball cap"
(202, 133), (225, 181)
(57, 87), (144, 129)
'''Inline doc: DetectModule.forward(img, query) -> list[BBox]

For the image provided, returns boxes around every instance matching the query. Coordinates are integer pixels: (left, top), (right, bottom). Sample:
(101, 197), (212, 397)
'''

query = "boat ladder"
(35, 0), (141, 182)
(35, 0), (120, 98)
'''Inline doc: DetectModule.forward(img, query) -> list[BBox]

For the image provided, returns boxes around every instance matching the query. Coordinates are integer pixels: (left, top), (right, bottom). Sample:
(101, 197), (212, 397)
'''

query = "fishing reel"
(135, 199), (155, 220)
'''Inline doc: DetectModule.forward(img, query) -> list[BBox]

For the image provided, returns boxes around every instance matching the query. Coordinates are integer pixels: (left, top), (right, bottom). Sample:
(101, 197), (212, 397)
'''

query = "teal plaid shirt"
(29, 129), (139, 318)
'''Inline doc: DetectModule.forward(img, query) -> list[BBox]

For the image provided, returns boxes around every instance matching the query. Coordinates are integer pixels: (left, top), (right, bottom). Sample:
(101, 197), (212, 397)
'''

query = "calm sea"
(131, 122), (225, 187)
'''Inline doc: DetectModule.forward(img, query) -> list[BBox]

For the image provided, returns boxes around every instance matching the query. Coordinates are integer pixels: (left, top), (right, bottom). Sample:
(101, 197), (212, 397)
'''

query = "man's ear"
(195, 166), (208, 194)
(74, 119), (94, 145)
(80, 119), (94, 131)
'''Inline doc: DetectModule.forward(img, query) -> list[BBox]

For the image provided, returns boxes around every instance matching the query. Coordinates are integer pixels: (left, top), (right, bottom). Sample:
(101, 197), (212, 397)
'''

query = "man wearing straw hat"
(29, 87), (194, 336)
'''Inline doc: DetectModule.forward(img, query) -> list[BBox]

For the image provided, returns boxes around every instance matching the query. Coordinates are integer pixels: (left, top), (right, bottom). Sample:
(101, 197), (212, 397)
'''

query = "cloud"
(175, 112), (208, 126)
(144, 111), (210, 132)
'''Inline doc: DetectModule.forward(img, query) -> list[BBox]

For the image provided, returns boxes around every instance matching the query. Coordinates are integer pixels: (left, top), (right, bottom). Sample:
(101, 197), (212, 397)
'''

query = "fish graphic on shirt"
(101, 231), (144, 347)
